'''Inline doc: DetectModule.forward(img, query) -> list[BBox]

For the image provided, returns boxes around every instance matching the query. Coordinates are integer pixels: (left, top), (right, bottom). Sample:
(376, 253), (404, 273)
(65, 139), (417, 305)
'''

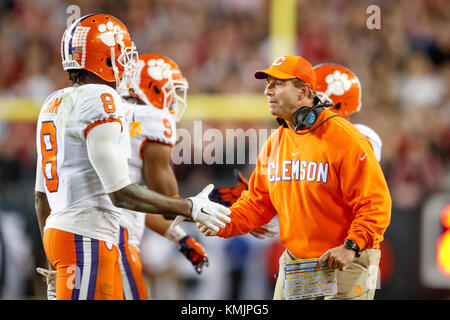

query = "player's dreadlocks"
(68, 69), (88, 85)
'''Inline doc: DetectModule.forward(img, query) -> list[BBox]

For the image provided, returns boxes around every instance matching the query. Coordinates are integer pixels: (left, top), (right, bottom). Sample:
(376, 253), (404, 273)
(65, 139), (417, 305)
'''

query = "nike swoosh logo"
(360, 154), (367, 161)
(291, 151), (301, 156)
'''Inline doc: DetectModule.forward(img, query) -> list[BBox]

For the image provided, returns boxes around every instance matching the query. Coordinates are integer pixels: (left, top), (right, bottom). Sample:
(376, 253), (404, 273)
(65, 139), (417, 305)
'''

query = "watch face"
(345, 239), (356, 249)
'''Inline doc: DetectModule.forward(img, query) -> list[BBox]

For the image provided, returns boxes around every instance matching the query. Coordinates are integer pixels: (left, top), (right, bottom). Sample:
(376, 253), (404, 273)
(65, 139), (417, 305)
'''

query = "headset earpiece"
(293, 105), (323, 131)
(293, 96), (333, 131)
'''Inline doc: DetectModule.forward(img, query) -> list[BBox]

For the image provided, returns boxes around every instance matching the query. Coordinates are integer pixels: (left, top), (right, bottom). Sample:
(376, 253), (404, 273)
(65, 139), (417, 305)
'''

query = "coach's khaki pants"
(273, 248), (381, 300)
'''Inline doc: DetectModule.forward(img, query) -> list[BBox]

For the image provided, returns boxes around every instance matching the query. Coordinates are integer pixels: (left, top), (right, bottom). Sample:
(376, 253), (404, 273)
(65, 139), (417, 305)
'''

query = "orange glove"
(178, 236), (209, 274)
(209, 169), (249, 207)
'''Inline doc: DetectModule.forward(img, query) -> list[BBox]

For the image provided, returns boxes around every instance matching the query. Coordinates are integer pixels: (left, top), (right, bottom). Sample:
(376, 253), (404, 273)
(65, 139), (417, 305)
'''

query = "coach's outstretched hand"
(197, 222), (219, 237)
(209, 169), (249, 207)
(186, 184), (231, 232)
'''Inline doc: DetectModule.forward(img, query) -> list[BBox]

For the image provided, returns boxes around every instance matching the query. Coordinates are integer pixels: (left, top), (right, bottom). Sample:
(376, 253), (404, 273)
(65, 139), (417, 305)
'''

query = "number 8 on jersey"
(40, 121), (59, 192)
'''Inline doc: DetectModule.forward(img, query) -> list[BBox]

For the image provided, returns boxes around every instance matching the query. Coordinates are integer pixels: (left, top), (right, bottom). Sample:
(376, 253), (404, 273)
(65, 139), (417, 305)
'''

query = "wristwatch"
(344, 239), (360, 258)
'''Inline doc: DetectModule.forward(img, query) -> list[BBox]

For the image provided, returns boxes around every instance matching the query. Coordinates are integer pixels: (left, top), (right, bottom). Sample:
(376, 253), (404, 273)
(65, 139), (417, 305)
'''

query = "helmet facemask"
(315, 91), (334, 110)
(115, 41), (139, 95)
(162, 78), (189, 122)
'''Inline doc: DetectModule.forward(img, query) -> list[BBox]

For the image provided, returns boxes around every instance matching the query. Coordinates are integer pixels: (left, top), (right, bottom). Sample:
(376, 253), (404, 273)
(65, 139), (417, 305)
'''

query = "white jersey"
(35, 84), (131, 244)
(354, 123), (382, 162)
(119, 100), (177, 248)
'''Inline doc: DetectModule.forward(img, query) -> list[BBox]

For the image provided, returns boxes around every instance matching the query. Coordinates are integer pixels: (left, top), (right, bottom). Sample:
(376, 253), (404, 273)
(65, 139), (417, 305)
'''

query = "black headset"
(293, 96), (333, 131)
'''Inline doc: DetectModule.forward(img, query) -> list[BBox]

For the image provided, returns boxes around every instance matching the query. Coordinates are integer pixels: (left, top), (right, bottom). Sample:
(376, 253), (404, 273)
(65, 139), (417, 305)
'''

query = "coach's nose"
(264, 80), (274, 97)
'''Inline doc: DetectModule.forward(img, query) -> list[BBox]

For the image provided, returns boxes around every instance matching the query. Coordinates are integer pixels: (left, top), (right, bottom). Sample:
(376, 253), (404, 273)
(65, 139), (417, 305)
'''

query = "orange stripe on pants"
(43, 228), (123, 300)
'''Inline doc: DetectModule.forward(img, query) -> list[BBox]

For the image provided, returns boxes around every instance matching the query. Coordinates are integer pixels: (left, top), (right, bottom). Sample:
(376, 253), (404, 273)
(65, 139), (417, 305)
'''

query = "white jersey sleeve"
(86, 121), (131, 193)
(354, 123), (382, 162)
(133, 103), (177, 148)
(75, 85), (126, 140)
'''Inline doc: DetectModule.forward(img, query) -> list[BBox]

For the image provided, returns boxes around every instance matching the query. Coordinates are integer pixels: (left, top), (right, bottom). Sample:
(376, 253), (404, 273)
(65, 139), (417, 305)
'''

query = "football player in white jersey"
(118, 53), (209, 299)
(34, 14), (230, 300)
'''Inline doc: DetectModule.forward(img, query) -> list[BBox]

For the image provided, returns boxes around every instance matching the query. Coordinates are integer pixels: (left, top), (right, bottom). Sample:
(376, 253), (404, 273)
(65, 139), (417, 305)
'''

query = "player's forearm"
(109, 183), (191, 219)
(34, 191), (51, 239)
(144, 165), (179, 197)
(142, 141), (179, 197)
(142, 144), (180, 226)
(145, 214), (176, 237)
(144, 166), (180, 224)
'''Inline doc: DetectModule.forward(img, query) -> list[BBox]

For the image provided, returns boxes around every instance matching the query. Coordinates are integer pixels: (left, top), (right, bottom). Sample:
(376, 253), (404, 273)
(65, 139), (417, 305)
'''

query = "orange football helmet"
(314, 63), (361, 118)
(61, 14), (138, 89)
(134, 54), (189, 122)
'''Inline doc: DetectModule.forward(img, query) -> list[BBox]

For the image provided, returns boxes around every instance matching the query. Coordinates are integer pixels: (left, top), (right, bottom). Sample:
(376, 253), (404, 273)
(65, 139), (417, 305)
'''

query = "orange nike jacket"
(218, 109), (391, 259)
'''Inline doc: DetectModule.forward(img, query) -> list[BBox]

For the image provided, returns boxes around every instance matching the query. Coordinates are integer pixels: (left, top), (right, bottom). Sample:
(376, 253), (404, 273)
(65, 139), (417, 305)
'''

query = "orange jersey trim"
(84, 118), (123, 138)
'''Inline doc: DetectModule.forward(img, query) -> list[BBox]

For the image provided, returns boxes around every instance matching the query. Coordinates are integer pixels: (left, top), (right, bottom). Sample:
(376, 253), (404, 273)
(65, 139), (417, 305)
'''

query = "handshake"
(177, 184), (232, 233)
(185, 171), (278, 239)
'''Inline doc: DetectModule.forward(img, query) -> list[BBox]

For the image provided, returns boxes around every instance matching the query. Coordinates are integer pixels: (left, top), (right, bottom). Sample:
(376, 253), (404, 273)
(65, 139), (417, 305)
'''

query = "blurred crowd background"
(0, 0), (449, 299)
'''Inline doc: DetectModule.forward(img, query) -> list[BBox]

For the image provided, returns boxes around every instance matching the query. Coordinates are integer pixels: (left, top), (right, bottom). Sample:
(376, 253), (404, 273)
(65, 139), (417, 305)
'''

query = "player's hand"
(197, 222), (219, 237)
(187, 184), (231, 232)
(209, 169), (249, 207)
(178, 235), (209, 274)
(316, 245), (356, 271)
(36, 267), (57, 300)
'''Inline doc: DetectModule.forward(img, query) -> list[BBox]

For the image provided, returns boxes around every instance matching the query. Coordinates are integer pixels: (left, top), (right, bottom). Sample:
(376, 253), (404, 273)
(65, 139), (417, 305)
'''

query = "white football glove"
(36, 267), (57, 300)
(179, 184), (231, 232)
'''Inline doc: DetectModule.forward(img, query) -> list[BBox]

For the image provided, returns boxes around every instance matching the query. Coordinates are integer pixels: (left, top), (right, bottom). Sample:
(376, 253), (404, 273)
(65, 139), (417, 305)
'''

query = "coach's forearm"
(109, 183), (191, 219)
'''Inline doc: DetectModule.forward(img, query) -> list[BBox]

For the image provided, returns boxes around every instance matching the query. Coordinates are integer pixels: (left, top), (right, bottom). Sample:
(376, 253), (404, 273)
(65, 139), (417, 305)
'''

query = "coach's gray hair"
(291, 78), (316, 99)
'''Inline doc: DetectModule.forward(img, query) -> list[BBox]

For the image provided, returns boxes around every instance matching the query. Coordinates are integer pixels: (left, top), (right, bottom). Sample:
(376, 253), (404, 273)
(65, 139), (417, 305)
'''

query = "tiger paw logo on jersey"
(129, 121), (142, 138)
(97, 21), (124, 47)
(147, 58), (172, 81)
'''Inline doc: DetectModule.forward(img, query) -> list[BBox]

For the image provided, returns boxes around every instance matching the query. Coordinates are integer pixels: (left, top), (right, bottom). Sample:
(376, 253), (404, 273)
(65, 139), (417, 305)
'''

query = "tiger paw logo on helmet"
(97, 21), (124, 47)
(325, 70), (352, 97)
(314, 63), (362, 118)
(61, 14), (137, 84)
(146, 59), (172, 81)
